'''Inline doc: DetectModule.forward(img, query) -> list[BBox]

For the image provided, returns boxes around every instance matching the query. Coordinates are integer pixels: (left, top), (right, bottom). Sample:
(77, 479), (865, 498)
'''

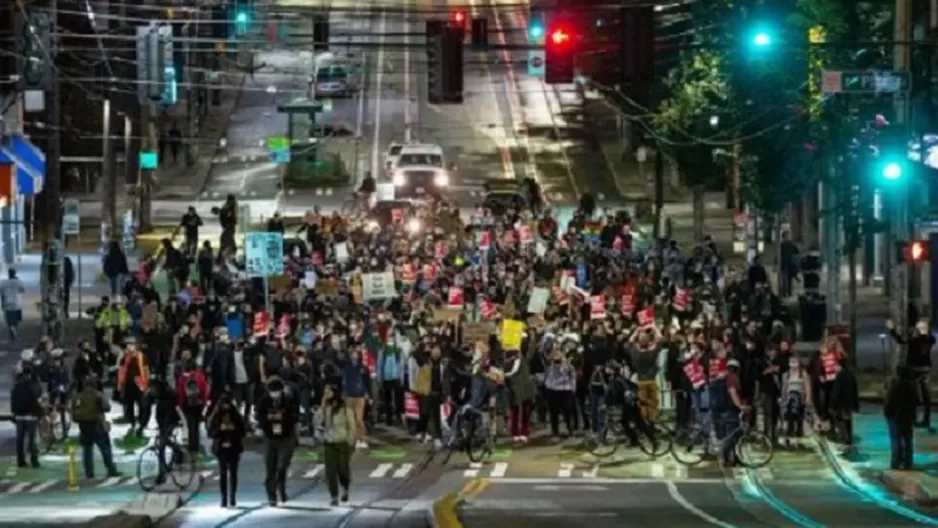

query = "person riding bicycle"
(606, 360), (658, 451)
(712, 358), (749, 467)
(45, 349), (71, 409)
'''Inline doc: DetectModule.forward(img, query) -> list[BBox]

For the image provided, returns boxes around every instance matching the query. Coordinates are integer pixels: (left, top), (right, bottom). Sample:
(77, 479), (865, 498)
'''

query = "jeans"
(14, 419), (38, 466)
(887, 419), (914, 469)
(716, 411), (742, 465)
(4, 309), (21, 340)
(323, 442), (352, 499)
(108, 275), (125, 296)
(77, 422), (117, 477)
(264, 437), (296, 500)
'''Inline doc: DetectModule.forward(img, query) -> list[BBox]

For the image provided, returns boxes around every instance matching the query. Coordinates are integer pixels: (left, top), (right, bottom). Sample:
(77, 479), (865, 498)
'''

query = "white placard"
(362, 271), (396, 300)
(526, 286), (549, 314)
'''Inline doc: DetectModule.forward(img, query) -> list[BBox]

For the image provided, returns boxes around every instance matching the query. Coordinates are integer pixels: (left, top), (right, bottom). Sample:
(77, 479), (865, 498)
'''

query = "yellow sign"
(500, 319), (525, 351)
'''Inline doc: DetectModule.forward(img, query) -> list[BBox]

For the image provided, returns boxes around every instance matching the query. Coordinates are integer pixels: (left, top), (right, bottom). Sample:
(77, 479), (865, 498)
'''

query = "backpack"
(72, 389), (99, 423)
(184, 374), (203, 407)
(708, 378), (729, 412)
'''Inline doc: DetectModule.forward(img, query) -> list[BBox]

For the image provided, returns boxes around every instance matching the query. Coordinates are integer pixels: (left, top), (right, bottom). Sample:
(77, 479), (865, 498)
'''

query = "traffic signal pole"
(889, 0), (912, 370)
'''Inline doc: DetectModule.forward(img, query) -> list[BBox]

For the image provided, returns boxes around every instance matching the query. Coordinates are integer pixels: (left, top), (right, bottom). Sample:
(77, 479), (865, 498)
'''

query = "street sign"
(267, 135), (290, 164)
(821, 70), (910, 94)
(245, 231), (284, 277)
(528, 50), (545, 77)
(63, 198), (80, 236)
(140, 151), (158, 170)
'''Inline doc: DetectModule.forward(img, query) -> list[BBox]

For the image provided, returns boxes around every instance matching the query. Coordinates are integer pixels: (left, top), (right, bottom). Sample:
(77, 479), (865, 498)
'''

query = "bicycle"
(670, 410), (773, 468)
(38, 390), (72, 453)
(583, 403), (673, 459)
(440, 404), (493, 465)
(136, 425), (198, 492)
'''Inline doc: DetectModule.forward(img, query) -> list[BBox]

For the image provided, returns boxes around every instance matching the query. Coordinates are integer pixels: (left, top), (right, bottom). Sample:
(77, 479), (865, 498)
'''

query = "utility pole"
(37, 0), (63, 341)
(185, 11), (196, 166)
(890, 0), (912, 370)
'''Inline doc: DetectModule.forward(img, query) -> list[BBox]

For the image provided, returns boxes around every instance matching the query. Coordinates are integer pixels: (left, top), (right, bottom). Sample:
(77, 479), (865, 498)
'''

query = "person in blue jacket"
(341, 349), (372, 449)
(376, 345), (403, 426)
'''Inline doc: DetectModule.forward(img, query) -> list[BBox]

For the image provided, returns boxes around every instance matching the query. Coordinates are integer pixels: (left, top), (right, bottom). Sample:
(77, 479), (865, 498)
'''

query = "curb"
(430, 492), (462, 528)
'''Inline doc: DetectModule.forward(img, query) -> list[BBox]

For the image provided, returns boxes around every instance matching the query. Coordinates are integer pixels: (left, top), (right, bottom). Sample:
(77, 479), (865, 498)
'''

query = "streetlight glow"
(236, 12), (248, 23)
(753, 32), (771, 46)
(882, 161), (903, 180)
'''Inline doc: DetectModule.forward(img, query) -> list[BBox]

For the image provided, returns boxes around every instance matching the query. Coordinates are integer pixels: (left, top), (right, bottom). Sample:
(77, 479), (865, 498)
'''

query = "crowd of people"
(5, 190), (929, 510)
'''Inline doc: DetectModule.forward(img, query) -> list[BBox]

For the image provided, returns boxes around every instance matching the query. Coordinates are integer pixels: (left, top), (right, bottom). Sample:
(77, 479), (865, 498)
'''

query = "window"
(397, 153), (443, 167)
(389, 145), (403, 156)
(316, 66), (348, 83)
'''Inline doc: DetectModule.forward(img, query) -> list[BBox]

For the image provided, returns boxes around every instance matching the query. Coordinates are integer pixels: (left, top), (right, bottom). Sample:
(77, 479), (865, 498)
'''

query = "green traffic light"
(235, 12), (248, 23)
(753, 32), (771, 46)
(882, 161), (903, 180)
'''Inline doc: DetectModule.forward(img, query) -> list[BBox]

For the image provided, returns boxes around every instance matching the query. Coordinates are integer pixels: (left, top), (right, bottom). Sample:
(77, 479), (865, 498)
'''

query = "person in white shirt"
(0, 269), (25, 341)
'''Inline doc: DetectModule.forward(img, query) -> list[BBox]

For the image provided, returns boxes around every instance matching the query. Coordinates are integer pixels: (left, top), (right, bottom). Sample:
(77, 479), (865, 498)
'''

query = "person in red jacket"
(176, 361), (209, 454)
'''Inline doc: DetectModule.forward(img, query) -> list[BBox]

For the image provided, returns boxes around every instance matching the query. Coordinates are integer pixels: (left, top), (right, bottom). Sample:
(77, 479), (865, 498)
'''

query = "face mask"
(270, 391), (282, 399)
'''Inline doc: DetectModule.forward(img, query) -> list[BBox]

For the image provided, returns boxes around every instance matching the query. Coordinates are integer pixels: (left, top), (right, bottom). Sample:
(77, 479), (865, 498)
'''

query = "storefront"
(0, 134), (46, 265)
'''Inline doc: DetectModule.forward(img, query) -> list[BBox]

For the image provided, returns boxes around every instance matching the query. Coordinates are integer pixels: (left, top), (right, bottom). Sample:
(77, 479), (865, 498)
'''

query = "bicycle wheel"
(137, 446), (162, 492)
(168, 443), (197, 490)
(670, 427), (707, 466)
(465, 415), (490, 463)
(638, 423), (672, 458)
(736, 430), (774, 469)
(585, 423), (620, 458)
(39, 419), (56, 454)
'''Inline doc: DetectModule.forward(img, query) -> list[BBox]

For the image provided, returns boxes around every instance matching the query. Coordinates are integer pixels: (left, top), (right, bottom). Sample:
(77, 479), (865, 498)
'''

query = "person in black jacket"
(885, 366), (919, 469)
(887, 318), (935, 428)
(102, 240), (129, 296)
(207, 391), (246, 508)
(829, 358), (860, 454)
(257, 377), (298, 506)
(11, 368), (43, 468)
(73, 341), (104, 392)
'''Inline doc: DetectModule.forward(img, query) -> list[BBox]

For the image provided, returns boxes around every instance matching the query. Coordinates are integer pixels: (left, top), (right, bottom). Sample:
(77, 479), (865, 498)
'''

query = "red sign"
(404, 392), (419, 420)
(590, 295), (606, 320)
(253, 312), (269, 335)
(398, 264), (416, 283)
(637, 307), (655, 327)
(621, 284), (637, 316)
(448, 287), (465, 308)
(479, 231), (491, 251)
(673, 288), (691, 312)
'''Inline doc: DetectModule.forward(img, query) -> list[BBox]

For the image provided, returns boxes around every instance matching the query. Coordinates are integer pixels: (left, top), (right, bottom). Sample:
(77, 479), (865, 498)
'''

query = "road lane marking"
(461, 477), (490, 499)
(666, 481), (737, 527)
(303, 465), (323, 478)
(96, 476), (122, 488)
(534, 485), (609, 492)
(392, 463), (412, 478)
(30, 479), (58, 492)
(370, 462), (393, 478)
(477, 477), (723, 484)
(463, 462), (483, 478)
(557, 463), (573, 478)
(7, 482), (30, 494)
(490, 462), (508, 478)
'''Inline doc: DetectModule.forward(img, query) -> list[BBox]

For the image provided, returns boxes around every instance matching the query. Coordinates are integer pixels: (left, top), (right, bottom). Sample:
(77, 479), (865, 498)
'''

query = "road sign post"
(245, 231), (285, 316)
(821, 70), (910, 94)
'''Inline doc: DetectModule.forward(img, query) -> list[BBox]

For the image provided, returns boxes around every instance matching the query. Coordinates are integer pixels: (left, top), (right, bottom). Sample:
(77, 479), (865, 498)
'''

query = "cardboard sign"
(480, 298), (498, 319)
(433, 308), (462, 322)
(559, 270), (575, 293)
(463, 322), (494, 344)
(500, 319), (525, 351)
(362, 271), (396, 300)
(590, 295), (607, 319)
(527, 287), (549, 314)
(673, 288), (691, 311)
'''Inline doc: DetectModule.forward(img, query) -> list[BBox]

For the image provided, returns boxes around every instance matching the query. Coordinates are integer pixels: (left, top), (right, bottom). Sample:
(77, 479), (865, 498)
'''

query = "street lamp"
(882, 161), (903, 180)
(752, 32), (772, 47)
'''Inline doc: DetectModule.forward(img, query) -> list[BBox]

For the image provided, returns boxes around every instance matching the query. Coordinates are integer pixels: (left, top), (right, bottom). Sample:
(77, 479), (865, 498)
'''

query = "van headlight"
(406, 218), (421, 233)
(434, 173), (449, 186)
(392, 172), (405, 186)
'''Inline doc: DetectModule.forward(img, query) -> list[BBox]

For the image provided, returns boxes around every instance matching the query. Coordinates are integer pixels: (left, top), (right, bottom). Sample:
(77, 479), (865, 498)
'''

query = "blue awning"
(0, 135), (45, 196)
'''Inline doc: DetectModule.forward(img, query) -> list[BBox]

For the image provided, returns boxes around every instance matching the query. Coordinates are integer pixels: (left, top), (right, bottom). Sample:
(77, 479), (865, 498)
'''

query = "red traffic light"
(451, 10), (466, 24)
(906, 240), (929, 262)
(550, 29), (570, 45)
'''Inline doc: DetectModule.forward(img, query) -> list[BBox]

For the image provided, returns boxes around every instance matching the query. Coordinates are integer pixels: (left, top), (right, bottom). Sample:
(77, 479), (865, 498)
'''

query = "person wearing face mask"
(207, 328), (235, 411)
(207, 390), (246, 507)
(71, 374), (121, 478)
(316, 382), (355, 506)
(257, 377), (298, 506)
(175, 356), (208, 454)
(543, 349), (576, 438)
(73, 341), (104, 392)
(887, 318), (935, 428)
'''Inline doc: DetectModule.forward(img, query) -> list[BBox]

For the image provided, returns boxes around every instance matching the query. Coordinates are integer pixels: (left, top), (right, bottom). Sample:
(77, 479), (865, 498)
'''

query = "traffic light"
(15, 10), (52, 91)
(905, 240), (929, 262)
(450, 10), (467, 30)
(234, 4), (250, 36)
(471, 17), (487, 46)
(426, 20), (464, 103)
(313, 15), (329, 52)
(544, 22), (574, 84)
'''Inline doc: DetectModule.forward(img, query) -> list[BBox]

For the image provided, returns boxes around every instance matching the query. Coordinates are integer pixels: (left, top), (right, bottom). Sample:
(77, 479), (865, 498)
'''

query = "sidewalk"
(155, 70), (248, 200)
(825, 406), (938, 506)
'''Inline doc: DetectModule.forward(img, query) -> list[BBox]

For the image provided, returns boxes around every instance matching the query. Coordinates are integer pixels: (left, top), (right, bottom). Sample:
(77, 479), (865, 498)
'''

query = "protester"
(316, 381), (355, 506)
(207, 390), (246, 507)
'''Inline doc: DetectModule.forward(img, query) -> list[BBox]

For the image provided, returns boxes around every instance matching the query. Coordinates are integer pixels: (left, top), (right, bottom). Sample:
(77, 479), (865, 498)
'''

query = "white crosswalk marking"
(392, 463), (413, 478)
(96, 476), (122, 488)
(30, 480), (58, 492)
(463, 462), (483, 478)
(558, 463), (574, 478)
(370, 463), (394, 479)
(303, 465), (324, 478)
(7, 482), (30, 494)
(490, 462), (508, 478)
